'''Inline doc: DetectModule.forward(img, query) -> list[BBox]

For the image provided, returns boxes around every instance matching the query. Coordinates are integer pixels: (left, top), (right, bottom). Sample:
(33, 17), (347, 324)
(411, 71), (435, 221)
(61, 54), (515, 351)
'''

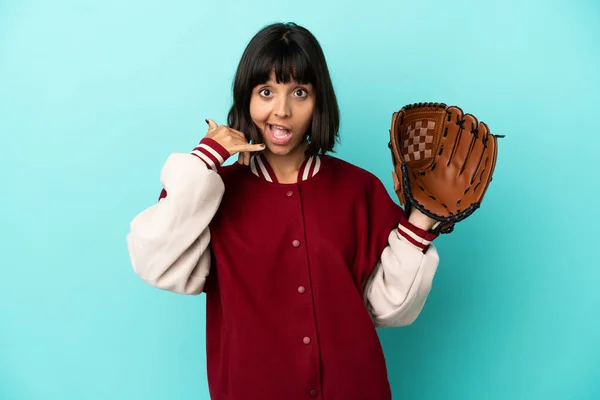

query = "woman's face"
(249, 71), (315, 156)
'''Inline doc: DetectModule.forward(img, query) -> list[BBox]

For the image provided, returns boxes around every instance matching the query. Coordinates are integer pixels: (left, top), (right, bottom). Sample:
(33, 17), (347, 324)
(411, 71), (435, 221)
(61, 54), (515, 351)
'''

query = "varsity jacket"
(126, 138), (440, 400)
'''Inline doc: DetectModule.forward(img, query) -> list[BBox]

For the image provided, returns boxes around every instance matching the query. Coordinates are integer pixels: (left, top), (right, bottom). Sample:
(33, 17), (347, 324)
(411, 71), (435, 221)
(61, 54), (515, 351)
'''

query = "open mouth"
(267, 123), (293, 145)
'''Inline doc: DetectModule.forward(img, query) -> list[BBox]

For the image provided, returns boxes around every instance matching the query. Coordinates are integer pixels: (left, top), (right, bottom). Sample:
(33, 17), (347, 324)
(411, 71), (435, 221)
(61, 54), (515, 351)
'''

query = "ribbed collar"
(249, 153), (322, 183)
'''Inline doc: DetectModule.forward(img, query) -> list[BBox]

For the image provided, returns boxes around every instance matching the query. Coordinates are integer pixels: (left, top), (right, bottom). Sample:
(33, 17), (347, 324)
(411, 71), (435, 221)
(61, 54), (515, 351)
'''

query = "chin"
(264, 143), (295, 156)
(262, 135), (305, 156)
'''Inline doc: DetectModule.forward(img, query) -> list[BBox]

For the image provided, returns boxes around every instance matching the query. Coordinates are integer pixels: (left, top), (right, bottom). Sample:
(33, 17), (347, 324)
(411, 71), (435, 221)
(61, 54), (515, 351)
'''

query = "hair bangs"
(250, 39), (316, 88)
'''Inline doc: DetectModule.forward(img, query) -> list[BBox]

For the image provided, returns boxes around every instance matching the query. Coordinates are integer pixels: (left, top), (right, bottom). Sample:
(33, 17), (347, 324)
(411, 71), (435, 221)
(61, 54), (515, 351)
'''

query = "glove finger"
(456, 118), (487, 211)
(445, 108), (479, 177)
(470, 122), (498, 201)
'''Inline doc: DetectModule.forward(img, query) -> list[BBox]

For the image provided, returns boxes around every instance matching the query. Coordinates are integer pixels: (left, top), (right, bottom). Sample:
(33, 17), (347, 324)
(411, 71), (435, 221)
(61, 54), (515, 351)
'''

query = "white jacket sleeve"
(126, 138), (229, 295)
(364, 216), (440, 328)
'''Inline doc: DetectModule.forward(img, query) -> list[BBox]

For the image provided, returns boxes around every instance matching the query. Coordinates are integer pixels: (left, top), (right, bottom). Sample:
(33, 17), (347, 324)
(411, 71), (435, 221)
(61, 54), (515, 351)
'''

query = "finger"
(229, 128), (247, 142)
(205, 118), (218, 132)
(230, 144), (266, 154)
(453, 113), (479, 176)
(237, 153), (243, 165)
(244, 151), (250, 166)
(467, 121), (488, 185)
(228, 127), (248, 138)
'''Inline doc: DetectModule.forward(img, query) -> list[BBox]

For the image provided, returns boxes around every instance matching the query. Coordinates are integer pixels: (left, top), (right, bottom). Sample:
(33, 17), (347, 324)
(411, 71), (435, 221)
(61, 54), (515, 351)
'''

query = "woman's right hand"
(205, 118), (264, 165)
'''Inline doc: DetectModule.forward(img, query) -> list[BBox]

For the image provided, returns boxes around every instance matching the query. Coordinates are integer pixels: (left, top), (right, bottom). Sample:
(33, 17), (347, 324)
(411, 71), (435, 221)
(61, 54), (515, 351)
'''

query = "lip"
(266, 123), (293, 146)
(267, 122), (292, 131)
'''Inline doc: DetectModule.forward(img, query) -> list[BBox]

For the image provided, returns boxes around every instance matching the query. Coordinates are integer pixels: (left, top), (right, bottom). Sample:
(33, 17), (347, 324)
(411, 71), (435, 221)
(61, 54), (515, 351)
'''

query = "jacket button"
(303, 336), (311, 345)
(292, 240), (300, 247)
(298, 286), (306, 294)
(310, 389), (318, 397)
(286, 190), (294, 197)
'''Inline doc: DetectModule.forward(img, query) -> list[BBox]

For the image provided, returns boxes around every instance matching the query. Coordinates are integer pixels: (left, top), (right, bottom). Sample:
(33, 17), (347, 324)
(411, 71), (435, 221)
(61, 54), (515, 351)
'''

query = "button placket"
(286, 185), (319, 395)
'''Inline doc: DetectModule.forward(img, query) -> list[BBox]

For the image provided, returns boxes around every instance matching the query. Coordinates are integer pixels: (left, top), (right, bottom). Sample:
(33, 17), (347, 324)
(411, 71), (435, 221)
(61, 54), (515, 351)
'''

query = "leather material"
(389, 102), (501, 234)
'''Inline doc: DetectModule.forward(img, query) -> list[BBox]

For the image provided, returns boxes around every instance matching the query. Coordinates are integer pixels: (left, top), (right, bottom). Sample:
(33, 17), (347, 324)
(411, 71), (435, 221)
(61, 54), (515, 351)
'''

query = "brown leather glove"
(389, 102), (503, 234)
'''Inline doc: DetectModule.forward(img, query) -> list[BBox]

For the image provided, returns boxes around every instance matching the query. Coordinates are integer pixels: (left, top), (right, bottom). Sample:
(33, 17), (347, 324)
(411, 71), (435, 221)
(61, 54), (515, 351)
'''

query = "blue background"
(1, 0), (599, 399)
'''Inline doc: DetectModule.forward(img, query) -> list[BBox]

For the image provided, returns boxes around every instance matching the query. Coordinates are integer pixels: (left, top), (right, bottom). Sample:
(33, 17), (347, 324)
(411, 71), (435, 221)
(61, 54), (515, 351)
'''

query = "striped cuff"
(158, 138), (229, 202)
(191, 138), (230, 172)
(397, 215), (438, 252)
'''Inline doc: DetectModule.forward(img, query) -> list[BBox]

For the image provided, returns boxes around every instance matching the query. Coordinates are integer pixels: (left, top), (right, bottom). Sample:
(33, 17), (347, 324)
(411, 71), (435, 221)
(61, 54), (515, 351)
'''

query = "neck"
(263, 141), (308, 184)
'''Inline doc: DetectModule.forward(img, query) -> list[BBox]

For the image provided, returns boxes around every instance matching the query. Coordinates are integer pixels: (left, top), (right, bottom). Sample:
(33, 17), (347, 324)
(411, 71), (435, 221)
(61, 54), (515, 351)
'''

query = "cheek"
(298, 103), (315, 128)
(249, 99), (270, 124)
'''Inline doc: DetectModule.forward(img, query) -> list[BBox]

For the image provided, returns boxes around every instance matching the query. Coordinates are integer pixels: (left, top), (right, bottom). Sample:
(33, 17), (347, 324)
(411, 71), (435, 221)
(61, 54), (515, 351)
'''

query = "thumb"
(205, 118), (218, 132)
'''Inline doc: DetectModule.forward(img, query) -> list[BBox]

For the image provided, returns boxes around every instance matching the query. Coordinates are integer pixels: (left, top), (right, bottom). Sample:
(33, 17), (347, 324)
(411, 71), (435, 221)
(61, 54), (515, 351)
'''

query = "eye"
(259, 88), (272, 97)
(294, 88), (308, 97)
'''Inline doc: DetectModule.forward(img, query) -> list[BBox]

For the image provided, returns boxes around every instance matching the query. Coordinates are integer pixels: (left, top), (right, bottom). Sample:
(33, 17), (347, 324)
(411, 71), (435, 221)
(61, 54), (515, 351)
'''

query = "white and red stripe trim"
(250, 154), (321, 183)
(299, 155), (321, 181)
(396, 215), (438, 252)
(251, 154), (274, 182)
(191, 138), (231, 172)
(302, 155), (322, 181)
(158, 138), (229, 201)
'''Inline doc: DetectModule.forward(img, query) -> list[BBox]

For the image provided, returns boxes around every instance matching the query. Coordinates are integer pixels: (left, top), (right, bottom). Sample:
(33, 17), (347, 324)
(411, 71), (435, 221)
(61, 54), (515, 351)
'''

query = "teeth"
(270, 124), (291, 139)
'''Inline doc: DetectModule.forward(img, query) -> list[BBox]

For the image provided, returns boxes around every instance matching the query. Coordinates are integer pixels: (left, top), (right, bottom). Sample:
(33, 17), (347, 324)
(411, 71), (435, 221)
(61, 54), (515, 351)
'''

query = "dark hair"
(227, 22), (340, 156)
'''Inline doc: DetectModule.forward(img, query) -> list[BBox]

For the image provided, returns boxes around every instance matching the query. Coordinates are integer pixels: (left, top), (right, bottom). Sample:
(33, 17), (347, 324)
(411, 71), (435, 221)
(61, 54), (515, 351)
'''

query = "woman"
(126, 22), (440, 400)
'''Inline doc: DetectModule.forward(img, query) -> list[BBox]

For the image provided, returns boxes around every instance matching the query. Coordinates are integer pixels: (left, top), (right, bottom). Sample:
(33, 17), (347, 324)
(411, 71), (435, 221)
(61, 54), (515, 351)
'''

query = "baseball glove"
(389, 102), (503, 234)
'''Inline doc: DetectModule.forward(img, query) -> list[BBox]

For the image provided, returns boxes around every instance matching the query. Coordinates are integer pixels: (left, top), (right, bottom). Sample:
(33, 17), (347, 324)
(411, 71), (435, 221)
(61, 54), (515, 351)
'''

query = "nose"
(274, 96), (291, 118)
